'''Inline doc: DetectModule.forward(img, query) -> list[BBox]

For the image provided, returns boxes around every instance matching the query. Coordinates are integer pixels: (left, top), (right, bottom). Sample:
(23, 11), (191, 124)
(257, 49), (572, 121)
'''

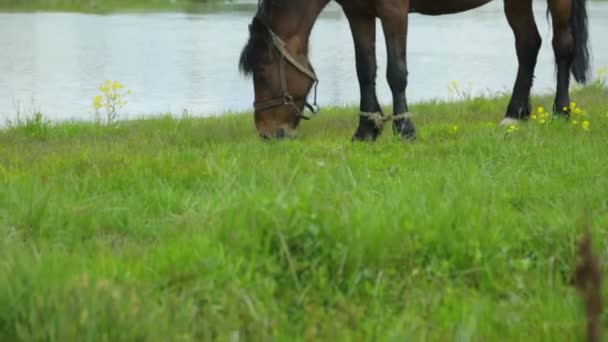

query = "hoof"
(351, 127), (381, 142)
(351, 130), (380, 142)
(393, 118), (417, 141)
(500, 117), (520, 127)
(352, 112), (383, 142)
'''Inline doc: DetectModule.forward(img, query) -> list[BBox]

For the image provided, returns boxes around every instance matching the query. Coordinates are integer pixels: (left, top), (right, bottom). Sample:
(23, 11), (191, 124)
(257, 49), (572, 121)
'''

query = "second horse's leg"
(346, 13), (383, 141)
(380, 6), (416, 139)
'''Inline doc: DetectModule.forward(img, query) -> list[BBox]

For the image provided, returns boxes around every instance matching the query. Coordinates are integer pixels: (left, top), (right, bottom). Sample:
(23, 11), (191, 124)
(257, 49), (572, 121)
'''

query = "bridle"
(252, 13), (320, 120)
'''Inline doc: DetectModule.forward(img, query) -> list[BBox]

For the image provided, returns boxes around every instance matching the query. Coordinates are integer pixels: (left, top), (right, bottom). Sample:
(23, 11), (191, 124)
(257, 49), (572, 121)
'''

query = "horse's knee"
(520, 30), (542, 55)
(552, 26), (574, 58)
(550, 3), (575, 57)
(531, 31), (542, 54)
(515, 31), (542, 65)
(355, 56), (377, 88)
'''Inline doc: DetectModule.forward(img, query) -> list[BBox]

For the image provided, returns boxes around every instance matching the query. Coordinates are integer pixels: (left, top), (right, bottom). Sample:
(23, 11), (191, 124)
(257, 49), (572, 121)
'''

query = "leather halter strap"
(252, 17), (320, 120)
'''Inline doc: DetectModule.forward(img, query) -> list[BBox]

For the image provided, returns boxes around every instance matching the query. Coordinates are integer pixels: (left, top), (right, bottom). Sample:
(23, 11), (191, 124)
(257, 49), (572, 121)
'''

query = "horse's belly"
(410, 0), (494, 15)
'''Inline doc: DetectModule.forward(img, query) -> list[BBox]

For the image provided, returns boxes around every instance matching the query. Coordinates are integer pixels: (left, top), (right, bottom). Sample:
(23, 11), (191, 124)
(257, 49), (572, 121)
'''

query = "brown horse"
(239, 0), (590, 140)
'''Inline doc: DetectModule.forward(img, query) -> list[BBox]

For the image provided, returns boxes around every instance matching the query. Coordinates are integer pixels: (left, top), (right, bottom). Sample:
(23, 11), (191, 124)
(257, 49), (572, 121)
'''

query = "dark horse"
(240, 0), (590, 140)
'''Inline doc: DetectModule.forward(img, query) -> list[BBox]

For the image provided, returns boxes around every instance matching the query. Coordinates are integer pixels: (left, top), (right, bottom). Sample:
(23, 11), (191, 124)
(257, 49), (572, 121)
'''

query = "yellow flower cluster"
(92, 80), (131, 124)
(530, 103), (593, 133)
(99, 80), (125, 93)
(567, 102), (590, 132)
(531, 106), (551, 125)
(506, 124), (519, 134)
(93, 80), (128, 110)
(93, 94), (104, 110)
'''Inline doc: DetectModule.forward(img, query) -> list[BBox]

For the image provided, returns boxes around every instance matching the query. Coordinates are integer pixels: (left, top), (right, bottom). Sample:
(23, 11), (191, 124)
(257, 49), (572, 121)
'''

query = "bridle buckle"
(283, 94), (294, 105)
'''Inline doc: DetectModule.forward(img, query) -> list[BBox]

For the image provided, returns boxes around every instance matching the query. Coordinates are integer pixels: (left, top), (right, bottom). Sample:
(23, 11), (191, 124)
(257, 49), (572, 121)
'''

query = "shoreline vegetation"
(1, 84), (607, 339)
(1, 0), (606, 13)
(0, 0), (239, 13)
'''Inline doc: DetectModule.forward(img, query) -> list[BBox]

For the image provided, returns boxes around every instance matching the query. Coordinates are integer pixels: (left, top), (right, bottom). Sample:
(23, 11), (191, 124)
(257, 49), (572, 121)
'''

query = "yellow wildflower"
(582, 120), (590, 132)
(112, 80), (124, 90)
(539, 119), (547, 125)
(572, 119), (579, 126)
(506, 125), (519, 134)
(93, 95), (103, 110)
(531, 114), (537, 120)
(451, 125), (459, 134)
(100, 80), (111, 93)
(536, 106), (545, 114)
(569, 102), (577, 111)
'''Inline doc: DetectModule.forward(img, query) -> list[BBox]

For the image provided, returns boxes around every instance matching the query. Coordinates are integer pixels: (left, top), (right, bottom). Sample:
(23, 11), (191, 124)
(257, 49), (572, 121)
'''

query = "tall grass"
(1, 83), (607, 340)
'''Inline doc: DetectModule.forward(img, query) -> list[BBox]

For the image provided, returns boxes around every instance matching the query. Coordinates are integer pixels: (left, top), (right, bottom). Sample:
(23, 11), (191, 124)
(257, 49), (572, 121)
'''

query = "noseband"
(253, 17), (320, 120)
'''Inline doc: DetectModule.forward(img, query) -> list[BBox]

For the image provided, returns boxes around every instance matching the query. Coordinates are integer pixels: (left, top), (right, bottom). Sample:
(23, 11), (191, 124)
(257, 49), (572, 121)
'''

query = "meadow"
(1, 77), (607, 340)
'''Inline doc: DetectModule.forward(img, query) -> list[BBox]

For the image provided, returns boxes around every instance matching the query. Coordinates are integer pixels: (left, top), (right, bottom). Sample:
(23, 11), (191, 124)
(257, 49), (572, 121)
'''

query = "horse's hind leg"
(501, 0), (542, 125)
(549, 0), (574, 115)
(345, 13), (383, 141)
(380, 4), (417, 140)
(548, 0), (590, 115)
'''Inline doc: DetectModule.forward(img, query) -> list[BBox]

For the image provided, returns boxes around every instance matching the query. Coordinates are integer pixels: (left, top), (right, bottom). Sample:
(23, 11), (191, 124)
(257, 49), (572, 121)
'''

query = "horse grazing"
(239, 0), (590, 140)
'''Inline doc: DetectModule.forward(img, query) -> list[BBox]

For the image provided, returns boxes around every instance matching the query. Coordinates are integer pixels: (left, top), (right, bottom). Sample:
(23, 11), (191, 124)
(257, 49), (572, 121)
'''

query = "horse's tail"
(570, 0), (590, 84)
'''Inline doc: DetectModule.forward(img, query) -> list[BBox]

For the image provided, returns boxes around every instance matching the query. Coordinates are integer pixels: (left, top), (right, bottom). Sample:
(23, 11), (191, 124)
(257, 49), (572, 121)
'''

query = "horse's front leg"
(380, 5), (416, 140)
(501, 0), (541, 125)
(345, 13), (383, 141)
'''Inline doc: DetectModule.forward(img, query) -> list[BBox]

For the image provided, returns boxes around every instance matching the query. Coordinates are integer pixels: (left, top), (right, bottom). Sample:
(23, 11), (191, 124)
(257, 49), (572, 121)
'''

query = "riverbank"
(0, 0), (236, 13)
(1, 84), (607, 340)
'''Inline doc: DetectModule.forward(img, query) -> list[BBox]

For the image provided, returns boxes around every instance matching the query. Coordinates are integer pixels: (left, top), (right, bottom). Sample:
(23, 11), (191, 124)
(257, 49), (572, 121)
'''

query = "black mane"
(239, 0), (291, 76)
(238, 16), (270, 76)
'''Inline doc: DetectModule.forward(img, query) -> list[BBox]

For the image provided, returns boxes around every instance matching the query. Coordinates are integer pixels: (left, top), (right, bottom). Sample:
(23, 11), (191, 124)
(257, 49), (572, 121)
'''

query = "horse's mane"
(239, 0), (290, 76)
(238, 17), (268, 76)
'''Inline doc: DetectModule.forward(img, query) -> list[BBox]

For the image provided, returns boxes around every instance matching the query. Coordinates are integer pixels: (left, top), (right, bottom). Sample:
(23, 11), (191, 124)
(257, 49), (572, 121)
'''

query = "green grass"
(1, 82), (607, 340)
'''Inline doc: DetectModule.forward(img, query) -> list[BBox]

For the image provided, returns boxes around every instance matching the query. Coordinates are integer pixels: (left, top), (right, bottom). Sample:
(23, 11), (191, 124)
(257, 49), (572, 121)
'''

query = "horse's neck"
(304, 0), (331, 31)
(274, 0), (330, 49)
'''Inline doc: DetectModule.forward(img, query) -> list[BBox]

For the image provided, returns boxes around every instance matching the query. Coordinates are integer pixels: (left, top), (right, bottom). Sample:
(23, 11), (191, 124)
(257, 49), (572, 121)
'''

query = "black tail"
(571, 0), (591, 83)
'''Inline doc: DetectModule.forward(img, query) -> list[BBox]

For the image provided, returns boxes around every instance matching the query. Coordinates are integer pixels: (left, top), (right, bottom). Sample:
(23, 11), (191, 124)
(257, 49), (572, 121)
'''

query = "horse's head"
(239, 16), (318, 140)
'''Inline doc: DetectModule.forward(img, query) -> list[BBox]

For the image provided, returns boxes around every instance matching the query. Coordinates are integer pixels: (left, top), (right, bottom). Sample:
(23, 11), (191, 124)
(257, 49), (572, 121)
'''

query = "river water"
(1, 1), (607, 123)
